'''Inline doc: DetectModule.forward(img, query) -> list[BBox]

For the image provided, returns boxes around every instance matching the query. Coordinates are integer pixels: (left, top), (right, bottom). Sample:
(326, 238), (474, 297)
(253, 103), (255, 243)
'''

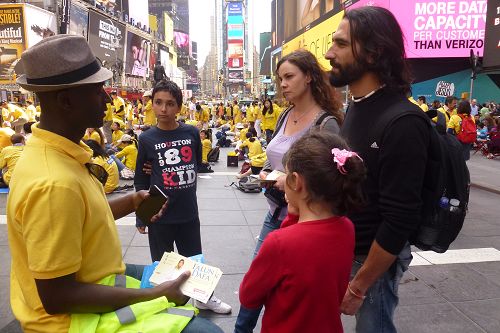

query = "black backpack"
(372, 101), (470, 253)
(207, 146), (220, 163)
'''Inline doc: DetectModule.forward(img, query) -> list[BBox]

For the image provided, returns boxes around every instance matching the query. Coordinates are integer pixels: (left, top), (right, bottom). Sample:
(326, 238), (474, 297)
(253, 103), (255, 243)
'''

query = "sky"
(189, 0), (271, 68)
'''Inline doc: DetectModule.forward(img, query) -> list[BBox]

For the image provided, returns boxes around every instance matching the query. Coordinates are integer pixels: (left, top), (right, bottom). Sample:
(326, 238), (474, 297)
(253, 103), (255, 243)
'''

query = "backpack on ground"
(207, 146), (220, 162)
(456, 114), (477, 144)
(229, 176), (261, 193)
(371, 101), (470, 253)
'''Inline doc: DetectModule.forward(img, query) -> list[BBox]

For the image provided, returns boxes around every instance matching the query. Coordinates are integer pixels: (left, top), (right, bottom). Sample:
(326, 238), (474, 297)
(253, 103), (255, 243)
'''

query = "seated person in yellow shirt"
(85, 139), (119, 194)
(236, 131), (265, 179)
(0, 133), (25, 186)
(199, 129), (214, 173)
(113, 134), (138, 173)
(0, 125), (15, 151)
(108, 121), (124, 152)
(83, 128), (103, 146)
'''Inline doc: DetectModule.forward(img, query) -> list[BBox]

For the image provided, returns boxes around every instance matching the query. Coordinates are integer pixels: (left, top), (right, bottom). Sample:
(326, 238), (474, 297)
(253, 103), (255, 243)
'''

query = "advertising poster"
(390, 0), (487, 58)
(483, 0), (500, 69)
(88, 10), (125, 68)
(228, 2), (243, 16)
(0, 5), (25, 84)
(228, 40), (243, 58)
(259, 32), (272, 75)
(229, 57), (243, 68)
(128, 0), (149, 31)
(69, 3), (89, 38)
(125, 31), (149, 77)
(24, 5), (57, 48)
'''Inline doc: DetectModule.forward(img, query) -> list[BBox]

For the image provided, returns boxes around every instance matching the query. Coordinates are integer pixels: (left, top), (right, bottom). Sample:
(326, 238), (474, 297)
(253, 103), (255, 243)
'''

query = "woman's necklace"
(290, 107), (316, 125)
(351, 84), (386, 103)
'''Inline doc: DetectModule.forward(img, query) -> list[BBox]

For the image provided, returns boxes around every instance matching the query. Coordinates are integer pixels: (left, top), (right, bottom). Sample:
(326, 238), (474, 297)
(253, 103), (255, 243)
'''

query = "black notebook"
(136, 185), (169, 224)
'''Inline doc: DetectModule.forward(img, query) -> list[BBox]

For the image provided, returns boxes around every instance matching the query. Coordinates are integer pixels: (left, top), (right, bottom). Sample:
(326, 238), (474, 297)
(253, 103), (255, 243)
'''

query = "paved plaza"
(1, 150), (500, 332)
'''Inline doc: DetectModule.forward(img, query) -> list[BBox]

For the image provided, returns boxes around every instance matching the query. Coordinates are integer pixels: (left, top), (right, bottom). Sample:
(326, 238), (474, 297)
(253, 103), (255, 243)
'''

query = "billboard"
(389, 0), (487, 58)
(125, 31), (149, 77)
(174, 31), (190, 56)
(69, 3), (89, 38)
(228, 2), (243, 16)
(24, 5), (57, 48)
(228, 40), (244, 58)
(229, 57), (243, 68)
(483, 0), (500, 70)
(127, 0), (149, 31)
(88, 10), (125, 68)
(260, 32), (272, 75)
(0, 5), (25, 84)
(164, 12), (174, 45)
(228, 69), (244, 82)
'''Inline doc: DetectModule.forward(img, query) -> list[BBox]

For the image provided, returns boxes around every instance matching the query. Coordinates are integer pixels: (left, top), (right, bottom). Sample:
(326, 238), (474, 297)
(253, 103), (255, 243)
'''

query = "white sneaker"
(195, 295), (232, 314)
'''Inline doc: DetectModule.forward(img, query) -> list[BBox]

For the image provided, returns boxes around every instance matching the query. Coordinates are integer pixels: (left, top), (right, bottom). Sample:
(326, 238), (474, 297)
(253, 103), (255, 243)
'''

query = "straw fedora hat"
(16, 35), (112, 92)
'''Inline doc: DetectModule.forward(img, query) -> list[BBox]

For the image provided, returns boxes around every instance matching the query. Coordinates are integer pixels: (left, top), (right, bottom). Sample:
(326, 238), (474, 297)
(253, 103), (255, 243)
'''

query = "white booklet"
(149, 252), (223, 303)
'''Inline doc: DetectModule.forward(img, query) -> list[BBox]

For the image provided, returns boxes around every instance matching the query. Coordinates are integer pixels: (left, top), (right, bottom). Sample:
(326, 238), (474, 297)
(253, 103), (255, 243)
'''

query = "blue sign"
(228, 15), (243, 24)
(228, 2), (242, 16)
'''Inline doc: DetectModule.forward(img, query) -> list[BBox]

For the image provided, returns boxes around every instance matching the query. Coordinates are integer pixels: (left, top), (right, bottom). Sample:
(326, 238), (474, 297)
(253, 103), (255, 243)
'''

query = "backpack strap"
(271, 107), (292, 140)
(314, 112), (337, 131)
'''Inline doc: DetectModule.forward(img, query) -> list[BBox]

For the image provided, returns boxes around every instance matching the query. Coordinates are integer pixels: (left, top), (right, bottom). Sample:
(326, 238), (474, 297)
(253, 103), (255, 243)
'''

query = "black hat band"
(26, 60), (102, 85)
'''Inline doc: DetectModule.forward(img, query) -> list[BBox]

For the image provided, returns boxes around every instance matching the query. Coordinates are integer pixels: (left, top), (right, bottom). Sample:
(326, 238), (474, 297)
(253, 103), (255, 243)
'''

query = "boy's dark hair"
(85, 140), (109, 158)
(23, 122), (34, 134)
(196, 104), (202, 111)
(11, 134), (24, 145)
(245, 131), (256, 142)
(418, 96), (426, 103)
(344, 6), (412, 96)
(152, 80), (183, 107)
(283, 132), (366, 216)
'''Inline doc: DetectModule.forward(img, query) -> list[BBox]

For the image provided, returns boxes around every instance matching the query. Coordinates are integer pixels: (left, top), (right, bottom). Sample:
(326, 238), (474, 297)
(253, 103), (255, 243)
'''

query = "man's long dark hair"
(344, 6), (412, 95)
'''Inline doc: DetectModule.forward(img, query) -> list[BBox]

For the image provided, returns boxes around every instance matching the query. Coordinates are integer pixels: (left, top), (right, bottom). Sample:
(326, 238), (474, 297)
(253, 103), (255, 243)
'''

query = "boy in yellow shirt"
(114, 134), (138, 172)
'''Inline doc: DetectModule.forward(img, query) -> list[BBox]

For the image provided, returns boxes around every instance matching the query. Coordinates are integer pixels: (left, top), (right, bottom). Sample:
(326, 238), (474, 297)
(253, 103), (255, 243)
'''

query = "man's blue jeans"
(124, 264), (223, 333)
(351, 243), (413, 333)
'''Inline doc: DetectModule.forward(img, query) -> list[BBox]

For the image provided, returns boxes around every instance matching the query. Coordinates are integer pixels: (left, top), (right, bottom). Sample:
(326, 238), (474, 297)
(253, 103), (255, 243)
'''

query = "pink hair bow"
(332, 148), (362, 175)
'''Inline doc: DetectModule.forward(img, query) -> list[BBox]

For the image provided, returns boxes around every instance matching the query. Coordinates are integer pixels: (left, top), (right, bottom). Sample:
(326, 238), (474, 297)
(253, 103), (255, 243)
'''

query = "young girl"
(114, 134), (138, 171)
(236, 132), (366, 333)
(199, 129), (214, 173)
(85, 139), (119, 194)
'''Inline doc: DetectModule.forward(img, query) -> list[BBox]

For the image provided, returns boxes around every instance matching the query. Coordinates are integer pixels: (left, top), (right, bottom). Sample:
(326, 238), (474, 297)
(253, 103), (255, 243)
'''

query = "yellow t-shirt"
(0, 144), (24, 184)
(92, 155), (119, 193)
(7, 103), (27, 121)
(112, 129), (124, 146)
(448, 114), (475, 136)
(7, 125), (124, 332)
(239, 128), (249, 142)
(262, 110), (279, 131)
(0, 127), (15, 150)
(233, 105), (242, 124)
(144, 100), (156, 126)
(433, 107), (451, 126)
(115, 144), (138, 170)
(419, 103), (429, 112)
(26, 105), (37, 122)
(83, 130), (101, 143)
(240, 139), (263, 158)
(201, 107), (210, 123)
(246, 106), (255, 122)
(201, 138), (212, 163)
(103, 103), (114, 122)
(113, 97), (126, 120)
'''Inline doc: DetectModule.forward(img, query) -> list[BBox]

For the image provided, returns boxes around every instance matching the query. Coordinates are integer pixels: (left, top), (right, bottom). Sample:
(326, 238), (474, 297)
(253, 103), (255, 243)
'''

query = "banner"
(69, 3), (88, 38)
(125, 30), (149, 77)
(228, 69), (244, 82)
(88, 10), (125, 68)
(483, 0), (500, 69)
(0, 5), (25, 84)
(229, 57), (243, 68)
(174, 31), (190, 56)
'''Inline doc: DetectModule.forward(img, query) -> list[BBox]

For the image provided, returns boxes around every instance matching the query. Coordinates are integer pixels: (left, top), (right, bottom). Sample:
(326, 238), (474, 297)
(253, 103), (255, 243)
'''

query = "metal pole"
(469, 71), (474, 102)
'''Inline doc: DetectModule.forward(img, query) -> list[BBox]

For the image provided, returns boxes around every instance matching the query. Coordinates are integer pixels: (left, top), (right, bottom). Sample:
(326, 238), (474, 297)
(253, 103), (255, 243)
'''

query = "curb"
(470, 182), (500, 196)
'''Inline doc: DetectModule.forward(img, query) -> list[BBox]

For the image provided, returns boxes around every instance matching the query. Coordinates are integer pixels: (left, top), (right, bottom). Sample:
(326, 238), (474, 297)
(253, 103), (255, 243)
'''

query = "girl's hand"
(274, 175), (286, 191)
(259, 171), (269, 180)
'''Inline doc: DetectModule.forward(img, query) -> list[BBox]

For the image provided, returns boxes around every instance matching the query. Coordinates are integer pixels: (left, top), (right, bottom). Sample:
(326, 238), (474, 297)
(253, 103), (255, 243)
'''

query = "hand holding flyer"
(149, 252), (222, 304)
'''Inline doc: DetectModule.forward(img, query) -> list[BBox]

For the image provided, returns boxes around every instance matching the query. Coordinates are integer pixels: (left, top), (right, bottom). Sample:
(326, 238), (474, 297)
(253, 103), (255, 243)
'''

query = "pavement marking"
(1, 215), (499, 266)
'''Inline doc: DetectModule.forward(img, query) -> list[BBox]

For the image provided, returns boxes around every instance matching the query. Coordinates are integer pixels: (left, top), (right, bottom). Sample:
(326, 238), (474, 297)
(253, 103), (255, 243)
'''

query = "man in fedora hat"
(8, 35), (222, 333)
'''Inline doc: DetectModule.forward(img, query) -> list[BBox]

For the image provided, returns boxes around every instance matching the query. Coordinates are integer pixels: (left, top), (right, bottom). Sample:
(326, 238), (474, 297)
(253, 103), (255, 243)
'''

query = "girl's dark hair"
(283, 132), (366, 216)
(112, 121), (121, 130)
(262, 98), (274, 115)
(457, 100), (471, 116)
(276, 49), (343, 125)
(344, 6), (412, 96)
(86, 139), (108, 158)
(152, 80), (183, 106)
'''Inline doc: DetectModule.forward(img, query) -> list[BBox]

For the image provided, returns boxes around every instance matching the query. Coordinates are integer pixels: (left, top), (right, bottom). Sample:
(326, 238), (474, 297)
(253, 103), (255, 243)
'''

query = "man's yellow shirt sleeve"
(22, 185), (85, 279)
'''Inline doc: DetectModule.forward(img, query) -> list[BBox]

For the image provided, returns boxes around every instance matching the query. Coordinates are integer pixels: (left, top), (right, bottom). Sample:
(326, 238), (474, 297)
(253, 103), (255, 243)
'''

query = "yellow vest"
(69, 274), (198, 333)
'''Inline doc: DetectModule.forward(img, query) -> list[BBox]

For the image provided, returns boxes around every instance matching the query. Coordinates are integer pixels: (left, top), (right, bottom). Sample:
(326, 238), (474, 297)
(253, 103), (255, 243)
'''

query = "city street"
(0, 149), (499, 332)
